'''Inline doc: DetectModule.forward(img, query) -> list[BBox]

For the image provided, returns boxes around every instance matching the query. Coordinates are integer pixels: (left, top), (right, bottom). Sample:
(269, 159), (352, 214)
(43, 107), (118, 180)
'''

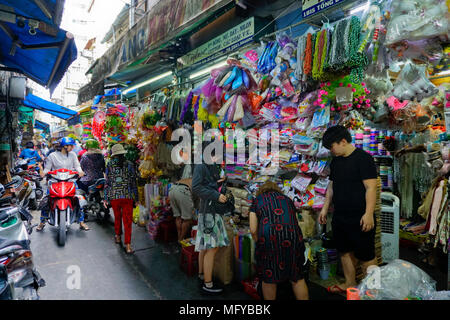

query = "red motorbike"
(47, 169), (81, 246)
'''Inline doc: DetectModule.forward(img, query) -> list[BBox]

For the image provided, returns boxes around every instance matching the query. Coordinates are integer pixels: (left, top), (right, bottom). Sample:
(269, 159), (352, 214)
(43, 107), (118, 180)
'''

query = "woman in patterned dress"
(250, 181), (309, 300)
(104, 144), (138, 254)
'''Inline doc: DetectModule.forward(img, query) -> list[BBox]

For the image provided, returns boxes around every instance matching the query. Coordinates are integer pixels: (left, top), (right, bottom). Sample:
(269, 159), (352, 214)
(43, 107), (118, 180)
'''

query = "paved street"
(29, 209), (343, 300)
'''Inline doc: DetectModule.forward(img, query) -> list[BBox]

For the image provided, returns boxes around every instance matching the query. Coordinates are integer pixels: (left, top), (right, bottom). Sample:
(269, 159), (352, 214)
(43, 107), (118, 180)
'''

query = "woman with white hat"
(104, 144), (138, 254)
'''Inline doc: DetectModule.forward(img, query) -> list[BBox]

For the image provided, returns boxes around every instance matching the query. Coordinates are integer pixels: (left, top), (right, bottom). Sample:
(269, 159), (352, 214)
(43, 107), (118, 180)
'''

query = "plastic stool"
(158, 220), (177, 243)
(180, 245), (199, 276)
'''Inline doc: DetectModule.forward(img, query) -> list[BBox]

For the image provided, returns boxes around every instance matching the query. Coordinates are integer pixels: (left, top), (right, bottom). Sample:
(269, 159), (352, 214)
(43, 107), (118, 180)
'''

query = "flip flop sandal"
(80, 224), (90, 231)
(242, 68), (250, 89)
(217, 95), (233, 118)
(224, 66), (239, 87)
(218, 71), (232, 87)
(125, 247), (135, 254)
(327, 285), (346, 295)
(36, 224), (46, 232)
(214, 66), (233, 85)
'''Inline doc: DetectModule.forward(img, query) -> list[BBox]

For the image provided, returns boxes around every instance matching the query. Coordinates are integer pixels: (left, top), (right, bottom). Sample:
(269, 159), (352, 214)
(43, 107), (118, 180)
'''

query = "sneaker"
(202, 282), (223, 294)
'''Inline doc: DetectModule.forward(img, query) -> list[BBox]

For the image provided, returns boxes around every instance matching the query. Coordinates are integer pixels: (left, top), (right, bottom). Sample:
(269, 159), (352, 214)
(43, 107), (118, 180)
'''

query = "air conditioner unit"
(380, 192), (400, 263)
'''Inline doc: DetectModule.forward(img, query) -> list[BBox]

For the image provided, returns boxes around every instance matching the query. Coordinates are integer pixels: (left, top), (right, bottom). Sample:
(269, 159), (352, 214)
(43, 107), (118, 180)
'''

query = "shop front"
(75, 0), (450, 299)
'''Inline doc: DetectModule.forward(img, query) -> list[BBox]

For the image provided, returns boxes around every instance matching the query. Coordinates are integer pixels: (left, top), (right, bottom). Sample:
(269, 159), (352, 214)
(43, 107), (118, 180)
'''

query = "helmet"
(25, 141), (34, 149)
(60, 137), (76, 147)
(85, 139), (100, 150)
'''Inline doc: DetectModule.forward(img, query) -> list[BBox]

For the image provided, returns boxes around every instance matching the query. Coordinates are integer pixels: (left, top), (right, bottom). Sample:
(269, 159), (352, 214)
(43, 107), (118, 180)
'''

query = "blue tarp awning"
(34, 119), (50, 131)
(0, 0), (65, 27)
(0, 1), (77, 93)
(23, 93), (77, 120)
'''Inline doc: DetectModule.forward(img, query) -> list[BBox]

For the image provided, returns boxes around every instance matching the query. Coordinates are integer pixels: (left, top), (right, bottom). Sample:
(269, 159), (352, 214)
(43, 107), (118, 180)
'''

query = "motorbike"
(46, 168), (83, 246)
(0, 264), (14, 300)
(82, 178), (110, 222)
(13, 158), (43, 210)
(0, 176), (45, 300)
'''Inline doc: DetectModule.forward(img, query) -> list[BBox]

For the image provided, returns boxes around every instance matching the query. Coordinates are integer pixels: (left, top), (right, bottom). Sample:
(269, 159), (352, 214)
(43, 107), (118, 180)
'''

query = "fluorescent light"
(350, 1), (370, 15)
(435, 70), (450, 77)
(189, 60), (228, 79)
(122, 71), (173, 94)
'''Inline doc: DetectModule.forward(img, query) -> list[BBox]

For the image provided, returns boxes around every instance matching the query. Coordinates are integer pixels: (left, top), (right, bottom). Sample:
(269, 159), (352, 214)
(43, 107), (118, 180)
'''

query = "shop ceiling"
(0, 0), (78, 93)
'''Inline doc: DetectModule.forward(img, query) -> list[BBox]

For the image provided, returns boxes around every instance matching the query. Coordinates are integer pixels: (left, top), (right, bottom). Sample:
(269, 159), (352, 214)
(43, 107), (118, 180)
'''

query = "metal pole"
(47, 32), (74, 89)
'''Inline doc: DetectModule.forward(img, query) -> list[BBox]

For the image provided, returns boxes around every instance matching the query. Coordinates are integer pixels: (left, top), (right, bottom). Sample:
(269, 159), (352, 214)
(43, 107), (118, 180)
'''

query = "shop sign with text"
(302, 0), (346, 18)
(178, 17), (255, 68)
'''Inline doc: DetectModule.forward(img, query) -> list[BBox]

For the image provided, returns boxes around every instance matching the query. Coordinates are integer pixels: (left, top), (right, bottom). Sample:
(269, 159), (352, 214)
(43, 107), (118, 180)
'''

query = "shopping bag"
(133, 206), (139, 224)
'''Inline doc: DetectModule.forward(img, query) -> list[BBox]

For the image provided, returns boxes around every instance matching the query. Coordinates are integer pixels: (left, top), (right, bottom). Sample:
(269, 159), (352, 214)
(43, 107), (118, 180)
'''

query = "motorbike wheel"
(58, 210), (66, 246)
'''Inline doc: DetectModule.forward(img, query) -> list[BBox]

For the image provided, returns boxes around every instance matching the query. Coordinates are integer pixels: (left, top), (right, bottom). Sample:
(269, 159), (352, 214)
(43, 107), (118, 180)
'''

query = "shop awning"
(78, 0), (234, 104)
(23, 93), (77, 120)
(0, 1), (78, 93)
(34, 119), (50, 131)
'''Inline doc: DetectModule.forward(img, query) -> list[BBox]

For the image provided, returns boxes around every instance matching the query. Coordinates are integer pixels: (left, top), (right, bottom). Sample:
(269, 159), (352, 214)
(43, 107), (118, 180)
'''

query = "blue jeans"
(40, 181), (84, 223)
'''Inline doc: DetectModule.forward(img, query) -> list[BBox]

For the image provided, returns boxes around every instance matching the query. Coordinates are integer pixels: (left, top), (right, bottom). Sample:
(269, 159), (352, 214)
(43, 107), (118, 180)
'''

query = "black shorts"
(331, 219), (376, 262)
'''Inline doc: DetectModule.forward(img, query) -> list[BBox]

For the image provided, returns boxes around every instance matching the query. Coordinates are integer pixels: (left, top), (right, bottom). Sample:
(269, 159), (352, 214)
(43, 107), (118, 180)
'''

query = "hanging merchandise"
(385, 0), (449, 46)
(92, 110), (105, 143)
(104, 104), (129, 146)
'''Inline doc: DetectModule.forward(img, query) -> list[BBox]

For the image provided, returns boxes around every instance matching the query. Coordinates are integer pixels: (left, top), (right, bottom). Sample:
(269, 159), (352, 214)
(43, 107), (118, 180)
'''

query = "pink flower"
(320, 104), (325, 108)
(347, 84), (352, 88)
(357, 104), (361, 108)
(339, 83), (343, 87)
(361, 82), (366, 86)
(331, 107), (335, 111)
(320, 83), (325, 88)
(327, 82), (331, 86)
(318, 99), (322, 103)
(367, 90), (371, 94)
(365, 99), (370, 104)
(352, 88), (356, 92)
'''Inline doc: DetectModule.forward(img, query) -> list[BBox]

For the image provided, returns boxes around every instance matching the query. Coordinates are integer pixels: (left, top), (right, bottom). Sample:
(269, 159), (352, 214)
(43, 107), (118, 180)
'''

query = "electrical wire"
(252, 0), (300, 39)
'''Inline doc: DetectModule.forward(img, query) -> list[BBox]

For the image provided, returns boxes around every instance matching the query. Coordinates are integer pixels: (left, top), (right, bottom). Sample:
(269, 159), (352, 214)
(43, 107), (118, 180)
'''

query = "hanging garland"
(312, 29), (328, 81)
(303, 33), (313, 77)
(346, 16), (368, 83)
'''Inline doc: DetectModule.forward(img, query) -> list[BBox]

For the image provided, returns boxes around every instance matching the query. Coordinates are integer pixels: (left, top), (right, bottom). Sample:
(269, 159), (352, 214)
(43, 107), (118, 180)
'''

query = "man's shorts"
(331, 219), (376, 262)
(169, 184), (194, 220)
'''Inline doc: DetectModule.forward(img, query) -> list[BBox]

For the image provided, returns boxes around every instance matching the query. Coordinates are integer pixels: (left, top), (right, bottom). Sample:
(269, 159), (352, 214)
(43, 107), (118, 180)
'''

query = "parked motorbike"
(46, 168), (83, 246)
(13, 158), (43, 210)
(0, 176), (45, 300)
(82, 178), (110, 222)
(0, 265), (14, 300)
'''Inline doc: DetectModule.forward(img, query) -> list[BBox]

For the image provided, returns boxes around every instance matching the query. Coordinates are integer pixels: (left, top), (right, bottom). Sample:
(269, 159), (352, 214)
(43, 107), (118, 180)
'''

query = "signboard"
(179, 17), (255, 68)
(302, 0), (347, 18)
(88, 0), (228, 85)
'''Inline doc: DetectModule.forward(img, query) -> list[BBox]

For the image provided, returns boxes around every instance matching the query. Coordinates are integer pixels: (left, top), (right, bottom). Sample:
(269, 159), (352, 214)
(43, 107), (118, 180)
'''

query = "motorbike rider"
(19, 141), (43, 169)
(78, 139), (105, 194)
(36, 137), (90, 231)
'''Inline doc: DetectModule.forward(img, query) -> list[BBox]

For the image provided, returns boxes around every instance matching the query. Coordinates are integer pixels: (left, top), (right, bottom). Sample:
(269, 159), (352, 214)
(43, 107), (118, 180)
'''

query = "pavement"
(29, 210), (344, 300)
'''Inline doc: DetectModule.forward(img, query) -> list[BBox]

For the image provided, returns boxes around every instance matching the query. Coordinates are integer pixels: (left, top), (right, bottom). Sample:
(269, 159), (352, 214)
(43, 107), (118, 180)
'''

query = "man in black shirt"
(319, 125), (378, 294)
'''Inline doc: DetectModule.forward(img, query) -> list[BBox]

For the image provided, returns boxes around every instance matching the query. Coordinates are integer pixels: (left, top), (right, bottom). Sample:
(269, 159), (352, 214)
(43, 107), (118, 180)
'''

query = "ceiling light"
(349, 1), (370, 15)
(189, 60), (228, 79)
(122, 71), (173, 94)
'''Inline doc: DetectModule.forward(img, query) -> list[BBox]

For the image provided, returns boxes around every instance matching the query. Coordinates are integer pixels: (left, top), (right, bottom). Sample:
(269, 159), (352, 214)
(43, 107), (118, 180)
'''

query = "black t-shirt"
(330, 148), (378, 223)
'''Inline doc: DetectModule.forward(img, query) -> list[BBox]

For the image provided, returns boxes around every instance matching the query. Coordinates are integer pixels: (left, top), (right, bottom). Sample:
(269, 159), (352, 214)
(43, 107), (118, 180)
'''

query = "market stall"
(78, 0), (449, 299)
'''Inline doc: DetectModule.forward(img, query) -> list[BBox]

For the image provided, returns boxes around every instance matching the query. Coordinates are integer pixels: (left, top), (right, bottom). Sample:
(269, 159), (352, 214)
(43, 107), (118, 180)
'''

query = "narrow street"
(29, 209), (342, 300)
(29, 210), (251, 300)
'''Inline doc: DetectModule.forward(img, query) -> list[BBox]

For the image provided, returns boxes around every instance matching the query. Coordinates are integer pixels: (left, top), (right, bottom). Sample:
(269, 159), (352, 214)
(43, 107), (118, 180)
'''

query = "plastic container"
(319, 267), (330, 280)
